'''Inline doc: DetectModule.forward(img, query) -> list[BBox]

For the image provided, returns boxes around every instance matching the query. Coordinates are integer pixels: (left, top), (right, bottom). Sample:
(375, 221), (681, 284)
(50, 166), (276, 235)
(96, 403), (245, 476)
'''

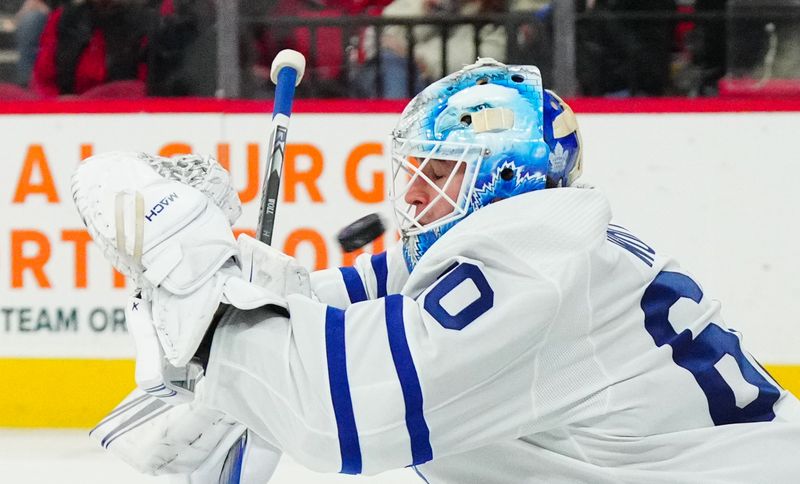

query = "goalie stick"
(256, 49), (306, 245)
(217, 49), (306, 484)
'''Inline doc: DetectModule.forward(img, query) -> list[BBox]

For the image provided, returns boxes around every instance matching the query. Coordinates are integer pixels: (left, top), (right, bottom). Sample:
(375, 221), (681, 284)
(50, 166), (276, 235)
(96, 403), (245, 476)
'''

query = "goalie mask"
(389, 58), (583, 270)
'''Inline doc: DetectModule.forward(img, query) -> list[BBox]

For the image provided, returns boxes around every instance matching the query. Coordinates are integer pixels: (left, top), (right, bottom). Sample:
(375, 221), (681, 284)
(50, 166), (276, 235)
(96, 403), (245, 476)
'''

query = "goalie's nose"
(404, 173), (431, 216)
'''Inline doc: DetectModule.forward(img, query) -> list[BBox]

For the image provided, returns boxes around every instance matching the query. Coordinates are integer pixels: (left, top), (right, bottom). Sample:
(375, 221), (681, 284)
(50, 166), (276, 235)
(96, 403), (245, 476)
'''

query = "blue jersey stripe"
(324, 306), (362, 474)
(371, 252), (389, 298)
(384, 295), (433, 465)
(339, 267), (368, 303)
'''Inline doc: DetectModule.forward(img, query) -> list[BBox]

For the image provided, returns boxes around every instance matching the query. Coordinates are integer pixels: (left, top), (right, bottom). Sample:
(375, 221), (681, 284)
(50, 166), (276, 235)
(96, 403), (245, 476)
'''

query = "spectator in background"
(365, 0), (505, 98)
(356, 0), (543, 99)
(326, 0), (394, 14)
(677, 0), (726, 96)
(249, 0), (392, 98)
(576, 0), (676, 96)
(31, 0), (155, 97)
(13, 0), (61, 86)
(146, 0), (216, 97)
(506, 1), (553, 82)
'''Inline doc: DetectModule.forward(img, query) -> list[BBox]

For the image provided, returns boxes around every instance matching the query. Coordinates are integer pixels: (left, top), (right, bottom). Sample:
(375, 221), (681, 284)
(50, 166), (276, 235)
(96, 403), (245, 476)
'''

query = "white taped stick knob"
(270, 49), (306, 86)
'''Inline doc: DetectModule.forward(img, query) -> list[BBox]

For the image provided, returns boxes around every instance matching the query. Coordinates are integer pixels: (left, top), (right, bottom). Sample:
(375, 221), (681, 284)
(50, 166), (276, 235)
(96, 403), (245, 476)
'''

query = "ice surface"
(0, 429), (416, 484)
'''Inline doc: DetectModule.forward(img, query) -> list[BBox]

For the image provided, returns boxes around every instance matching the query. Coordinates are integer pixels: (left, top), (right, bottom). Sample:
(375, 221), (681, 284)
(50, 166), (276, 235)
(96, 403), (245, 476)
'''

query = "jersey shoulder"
(402, 188), (611, 296)
(435, 187), (611, 266)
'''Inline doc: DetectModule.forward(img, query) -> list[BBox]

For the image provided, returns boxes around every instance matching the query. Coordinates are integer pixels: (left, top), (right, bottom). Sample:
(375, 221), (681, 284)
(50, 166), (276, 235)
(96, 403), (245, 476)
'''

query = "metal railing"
(221, 8), (562, 99)
(5, 1), (799, 99)
(216, 4), (800, 99)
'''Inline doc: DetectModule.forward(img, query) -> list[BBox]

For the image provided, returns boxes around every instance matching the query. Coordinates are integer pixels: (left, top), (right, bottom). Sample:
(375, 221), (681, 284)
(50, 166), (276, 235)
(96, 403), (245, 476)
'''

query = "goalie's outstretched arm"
(310, 244), (409, 310)
(199, 244), (560, 476)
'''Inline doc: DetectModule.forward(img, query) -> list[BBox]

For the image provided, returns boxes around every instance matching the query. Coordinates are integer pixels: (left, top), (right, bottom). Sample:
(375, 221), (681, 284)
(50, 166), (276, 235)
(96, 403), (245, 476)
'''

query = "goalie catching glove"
(71, 152), (305, 368)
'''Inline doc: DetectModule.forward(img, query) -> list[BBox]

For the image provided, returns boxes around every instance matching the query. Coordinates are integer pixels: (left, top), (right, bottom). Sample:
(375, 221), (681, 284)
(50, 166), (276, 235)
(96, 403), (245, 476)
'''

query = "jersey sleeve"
(201, 235), (562, 476)
(309, 244), (409, 309)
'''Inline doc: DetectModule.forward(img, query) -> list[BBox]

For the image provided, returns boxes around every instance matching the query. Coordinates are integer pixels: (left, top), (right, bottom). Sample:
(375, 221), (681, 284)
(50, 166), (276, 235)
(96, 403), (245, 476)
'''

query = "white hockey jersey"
(200, 187), (800, 483)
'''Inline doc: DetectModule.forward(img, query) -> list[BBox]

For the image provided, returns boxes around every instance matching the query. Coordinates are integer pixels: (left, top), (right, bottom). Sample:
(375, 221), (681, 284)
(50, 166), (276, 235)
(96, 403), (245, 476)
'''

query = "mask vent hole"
(476, 77), (489, 85)
(460, 114), (472, 126)
(511, 74), (524, 83)
(500, 168), (514, 181)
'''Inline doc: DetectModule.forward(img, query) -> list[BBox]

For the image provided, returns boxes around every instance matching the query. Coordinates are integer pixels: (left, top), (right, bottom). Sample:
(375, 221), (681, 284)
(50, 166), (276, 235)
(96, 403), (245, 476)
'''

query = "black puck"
(337, 213), (386, 252)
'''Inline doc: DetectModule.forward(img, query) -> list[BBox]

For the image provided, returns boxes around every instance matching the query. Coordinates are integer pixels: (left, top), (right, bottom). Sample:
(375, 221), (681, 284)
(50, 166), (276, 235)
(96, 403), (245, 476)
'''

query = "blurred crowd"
(0, 0), (797, 100)
(1, 0), (215, 98)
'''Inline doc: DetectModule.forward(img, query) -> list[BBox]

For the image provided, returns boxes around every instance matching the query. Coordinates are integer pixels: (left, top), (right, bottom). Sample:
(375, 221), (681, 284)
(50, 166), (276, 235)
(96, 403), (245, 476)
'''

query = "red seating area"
(0, 80), (146, 100)
(0, 83), (40, 100)
(718, 78), (800, 98)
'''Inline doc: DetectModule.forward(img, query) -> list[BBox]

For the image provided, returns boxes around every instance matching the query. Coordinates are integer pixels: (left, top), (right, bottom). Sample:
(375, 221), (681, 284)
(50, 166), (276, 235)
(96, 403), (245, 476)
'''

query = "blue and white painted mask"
(388, 58), (584, 271)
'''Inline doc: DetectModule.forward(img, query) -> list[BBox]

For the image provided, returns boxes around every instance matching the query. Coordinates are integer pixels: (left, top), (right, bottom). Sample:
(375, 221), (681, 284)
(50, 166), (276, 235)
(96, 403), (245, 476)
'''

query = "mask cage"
(389, 136), (486, 236)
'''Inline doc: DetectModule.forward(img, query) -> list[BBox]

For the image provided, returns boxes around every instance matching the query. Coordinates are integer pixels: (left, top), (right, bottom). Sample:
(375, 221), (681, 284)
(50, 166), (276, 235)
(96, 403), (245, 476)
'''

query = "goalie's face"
(389, 137), (484, 236)
(405, 157), (467, 226)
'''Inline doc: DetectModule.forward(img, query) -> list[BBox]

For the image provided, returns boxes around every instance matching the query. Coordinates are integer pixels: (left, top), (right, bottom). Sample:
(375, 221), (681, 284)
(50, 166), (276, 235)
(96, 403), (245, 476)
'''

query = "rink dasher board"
(0, 99), (798, 427)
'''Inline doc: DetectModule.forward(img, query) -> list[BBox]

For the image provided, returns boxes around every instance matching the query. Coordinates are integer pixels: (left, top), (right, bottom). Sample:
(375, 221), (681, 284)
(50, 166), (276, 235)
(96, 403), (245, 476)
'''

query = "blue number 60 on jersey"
(423, 263), (494, 330)
(641, 271), (780, 425)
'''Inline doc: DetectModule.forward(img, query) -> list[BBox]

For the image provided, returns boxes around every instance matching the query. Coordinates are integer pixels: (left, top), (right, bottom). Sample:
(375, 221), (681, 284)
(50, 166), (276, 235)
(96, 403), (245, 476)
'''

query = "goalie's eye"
(429, 159), (457, 181)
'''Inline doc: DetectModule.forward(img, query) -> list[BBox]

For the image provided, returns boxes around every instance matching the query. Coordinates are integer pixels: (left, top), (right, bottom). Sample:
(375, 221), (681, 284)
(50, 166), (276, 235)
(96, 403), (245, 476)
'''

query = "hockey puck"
(337, 213), (386, 252)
